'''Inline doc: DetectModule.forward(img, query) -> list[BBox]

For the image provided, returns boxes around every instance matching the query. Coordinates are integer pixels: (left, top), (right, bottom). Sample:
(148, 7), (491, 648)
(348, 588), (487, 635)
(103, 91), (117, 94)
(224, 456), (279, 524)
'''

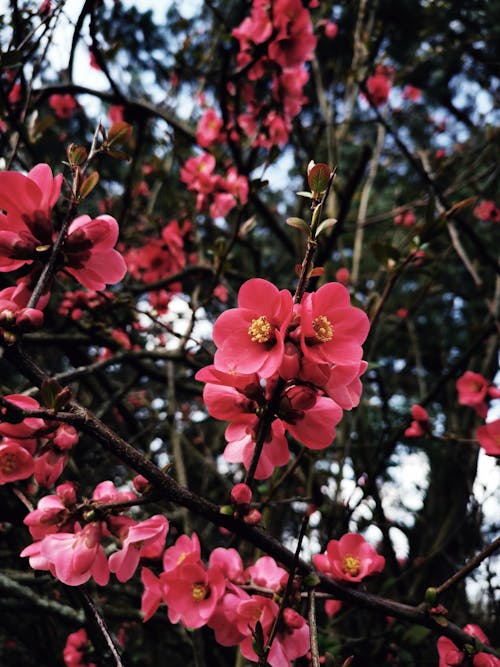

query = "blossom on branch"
(313, 533), (385, 583)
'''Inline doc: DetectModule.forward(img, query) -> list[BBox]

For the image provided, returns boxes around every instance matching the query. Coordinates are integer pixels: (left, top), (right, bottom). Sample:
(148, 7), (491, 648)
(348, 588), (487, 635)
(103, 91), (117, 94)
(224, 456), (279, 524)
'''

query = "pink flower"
(207, 586), (250, 646)
(405, 404), (430, 437)
(49, 94), (78, 119)
(268, 0), (317, 68)
(23, 486), (75, 539)
(162, 559), (226, 629)
(0, 394), (45, 440)
(213, 278), (293, 377)
(247, 556), (287, 590)
(209, 547), (245, 583)
(299, 282), (370, 366)
(476, 419), (500, 457)
(63, 628), (96, 667)
(365, 66), (392, 106)
(163, 532), (201, 573)
(224, 415), (290, 479)
(141, 567), (163, 621)
(108, 514), (169, 582)
(323, 360), (368, 410)
(37, 522), (109, 586)
(0, 164), (62, 272)
(313, 533), (385, 582)
(0, 442), (34, 484)
(402, 85), (422, 102)
(279, 384), (343, 450)
(437, 624), (500, 667)
(196, 108), (223, 147)
(64, 215), (127, 290)
(457, 371), (499, 418)
(473, 200), (499, 222)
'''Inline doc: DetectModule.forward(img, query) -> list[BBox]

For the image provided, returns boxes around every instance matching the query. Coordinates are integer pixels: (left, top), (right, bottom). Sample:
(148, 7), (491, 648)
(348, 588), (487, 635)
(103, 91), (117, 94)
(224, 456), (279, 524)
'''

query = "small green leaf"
(314, 217), (337, 238)
(296, 191), (313, 199)
(79, 171), (100, 199)
(286, 217), (310, 235)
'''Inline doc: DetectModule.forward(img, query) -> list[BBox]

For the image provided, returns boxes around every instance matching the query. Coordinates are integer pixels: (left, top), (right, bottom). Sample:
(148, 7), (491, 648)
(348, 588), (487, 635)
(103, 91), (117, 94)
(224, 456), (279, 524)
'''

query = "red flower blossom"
(405, 404), (430, 437)
(437, 624), (500, 667)
(473, 200), (499, 222)
(213, 278), (293, 377)
(476, 419), (500, 457)
(49, 94), (78, 119)
(298, 282), (370, 366)
(64, 215), (127, 290)
(456, 371), (499, 418)
(313, 533), (385, 582)
(365, 66), (393, 106)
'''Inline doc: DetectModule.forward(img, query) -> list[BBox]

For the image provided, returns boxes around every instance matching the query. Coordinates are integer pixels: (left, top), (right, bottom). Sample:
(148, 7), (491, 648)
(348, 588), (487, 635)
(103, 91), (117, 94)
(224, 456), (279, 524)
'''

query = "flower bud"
(15, 307), (44, 331)
(243, 508), (261, 525)
(231, 483), (252, 506)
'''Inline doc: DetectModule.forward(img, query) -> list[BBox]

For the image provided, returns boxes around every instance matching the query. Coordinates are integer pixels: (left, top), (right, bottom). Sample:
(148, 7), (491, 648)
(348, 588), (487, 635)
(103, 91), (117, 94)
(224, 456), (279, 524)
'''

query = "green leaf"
(296, 191), (313, 199)
(286, 217), (310, 235)
(314, 217), (337, 238)
(79, 171), (100, 199)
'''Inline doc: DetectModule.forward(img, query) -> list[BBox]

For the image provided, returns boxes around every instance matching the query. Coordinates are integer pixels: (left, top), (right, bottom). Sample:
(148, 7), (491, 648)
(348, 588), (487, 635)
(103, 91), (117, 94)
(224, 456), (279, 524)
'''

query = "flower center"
(342, 554), (360, 577)
(192, 583), (207, 602)
(0, 453), (17, 474)
(248, 315), (272, 343)
(312, 315), (333, 342)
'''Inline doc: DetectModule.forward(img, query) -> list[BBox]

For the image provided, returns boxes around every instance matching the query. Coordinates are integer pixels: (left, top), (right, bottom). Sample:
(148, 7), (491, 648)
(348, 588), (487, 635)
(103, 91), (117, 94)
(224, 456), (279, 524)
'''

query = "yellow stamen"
(313, 315), (333, 342)
(192, 584), (207, 602)
(0, 453), (17, 474)
(342, 554), (360, 577)
(248, 315), (272, 343)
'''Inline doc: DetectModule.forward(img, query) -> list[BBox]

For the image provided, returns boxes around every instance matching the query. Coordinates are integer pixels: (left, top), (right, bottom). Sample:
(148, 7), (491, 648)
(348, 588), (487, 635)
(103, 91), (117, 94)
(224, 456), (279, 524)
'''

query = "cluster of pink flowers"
(21, 480), (168, 586)
(195, 278), (369, 478)
(229, 0), (316, 149)
(180, 152), (249, 219)
(58, 289), (114, 320)
(124, 218), (194, 312)
(437, 623), (500, 667)
(0, 164), (127, 321)
(0, 394), (79, 486)
(141, 533), (310, 665)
